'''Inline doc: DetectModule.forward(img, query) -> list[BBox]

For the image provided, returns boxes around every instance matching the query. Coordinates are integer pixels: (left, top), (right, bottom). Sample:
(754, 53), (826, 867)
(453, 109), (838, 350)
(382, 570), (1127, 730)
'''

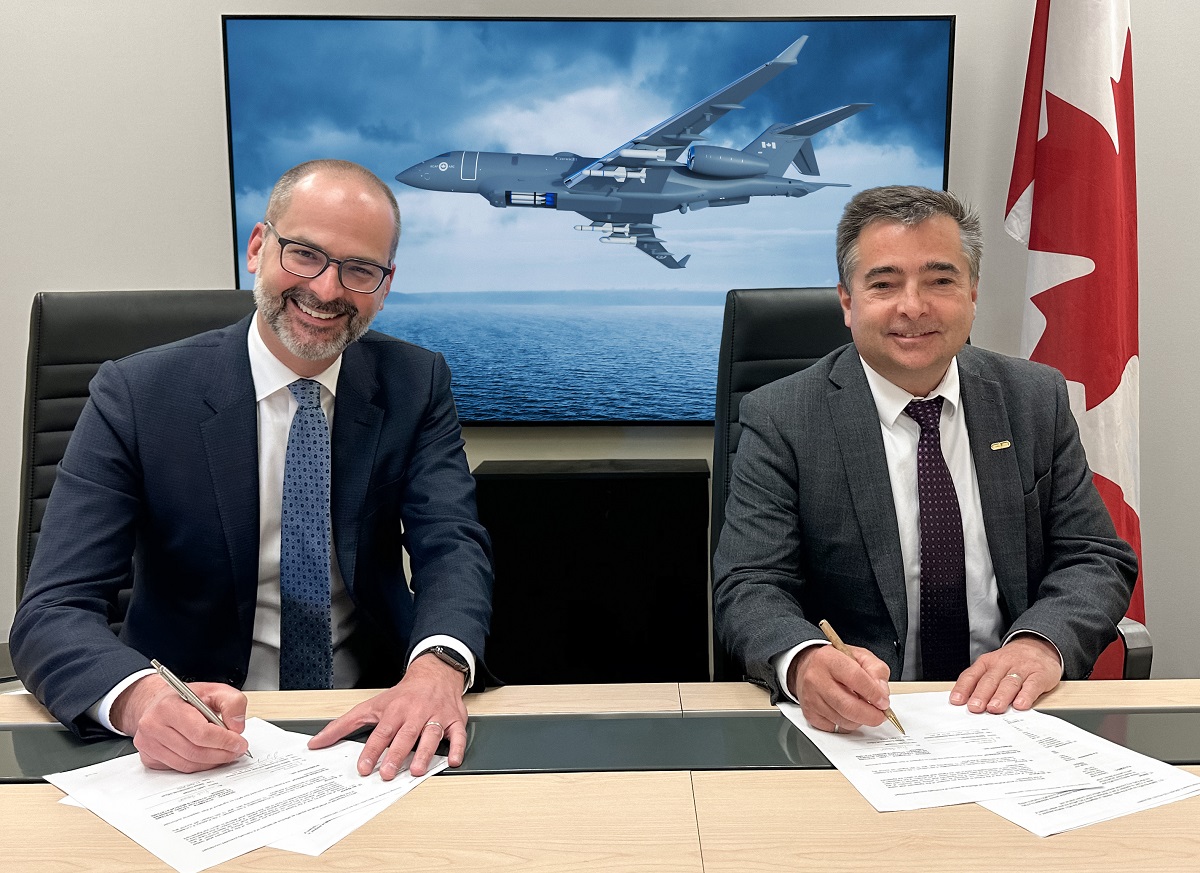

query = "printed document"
(979, 709), (1200, 836)
(46, 717), (445, 873)
(779, 692), (1099, 811)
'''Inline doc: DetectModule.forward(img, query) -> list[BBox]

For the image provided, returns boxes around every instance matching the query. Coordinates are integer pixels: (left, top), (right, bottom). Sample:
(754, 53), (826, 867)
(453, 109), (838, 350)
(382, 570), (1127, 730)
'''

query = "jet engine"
(685, 146), (770, 178)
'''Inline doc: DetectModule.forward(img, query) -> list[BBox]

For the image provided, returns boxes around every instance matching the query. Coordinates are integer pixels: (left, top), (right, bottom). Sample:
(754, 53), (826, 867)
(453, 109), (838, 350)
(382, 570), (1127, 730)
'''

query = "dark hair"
(836, 185), (982, 286)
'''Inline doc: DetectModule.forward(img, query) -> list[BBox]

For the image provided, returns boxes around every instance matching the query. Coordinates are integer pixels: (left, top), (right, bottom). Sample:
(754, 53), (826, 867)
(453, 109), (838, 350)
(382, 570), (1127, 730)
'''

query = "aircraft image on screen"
(396, 36), (869, 269)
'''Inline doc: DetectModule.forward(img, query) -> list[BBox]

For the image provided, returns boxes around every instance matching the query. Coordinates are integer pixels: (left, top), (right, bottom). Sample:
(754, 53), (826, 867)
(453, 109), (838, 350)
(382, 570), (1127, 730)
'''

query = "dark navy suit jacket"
(11, 315), (493, 737)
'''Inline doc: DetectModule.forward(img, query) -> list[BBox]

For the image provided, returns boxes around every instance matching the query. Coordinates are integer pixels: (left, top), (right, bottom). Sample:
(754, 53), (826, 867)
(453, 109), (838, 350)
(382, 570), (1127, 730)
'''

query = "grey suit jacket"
(712, 343), (1137, 697)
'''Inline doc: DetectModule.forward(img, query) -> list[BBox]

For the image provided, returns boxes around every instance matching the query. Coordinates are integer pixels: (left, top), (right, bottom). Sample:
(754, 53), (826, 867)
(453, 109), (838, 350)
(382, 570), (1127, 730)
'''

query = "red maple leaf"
(1021, 30), (1138, 411)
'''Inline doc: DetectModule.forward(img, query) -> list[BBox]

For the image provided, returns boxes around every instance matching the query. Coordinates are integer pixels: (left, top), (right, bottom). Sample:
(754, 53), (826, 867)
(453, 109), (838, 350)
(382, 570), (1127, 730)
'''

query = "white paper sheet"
(268, 747), (447, 856)
(47, 718), (444, 872)
(979, 709), (1200, 836)
(779, 692), (1100, 811)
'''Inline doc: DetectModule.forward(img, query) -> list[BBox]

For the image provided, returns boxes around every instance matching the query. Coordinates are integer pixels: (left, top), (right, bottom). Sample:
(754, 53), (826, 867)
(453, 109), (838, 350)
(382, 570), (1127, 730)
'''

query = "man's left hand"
(307, 654), (468, 780)
(950, 636), (1063, 714)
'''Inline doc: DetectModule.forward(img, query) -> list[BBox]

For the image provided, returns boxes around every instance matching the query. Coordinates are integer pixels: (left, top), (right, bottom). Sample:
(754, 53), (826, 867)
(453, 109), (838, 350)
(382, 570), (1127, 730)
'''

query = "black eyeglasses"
(264, 221), (391, 294)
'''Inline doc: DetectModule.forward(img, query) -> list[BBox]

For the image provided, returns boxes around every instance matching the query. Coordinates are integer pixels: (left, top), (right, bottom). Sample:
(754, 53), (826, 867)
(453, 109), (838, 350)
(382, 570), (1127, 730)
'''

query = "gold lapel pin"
(991, 440), (1012, 451)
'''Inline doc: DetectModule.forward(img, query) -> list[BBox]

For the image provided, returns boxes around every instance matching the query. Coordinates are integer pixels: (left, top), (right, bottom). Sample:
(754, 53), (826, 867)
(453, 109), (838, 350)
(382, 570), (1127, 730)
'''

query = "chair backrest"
(17, 290), (256, 603)
(710, 287), (852, 679)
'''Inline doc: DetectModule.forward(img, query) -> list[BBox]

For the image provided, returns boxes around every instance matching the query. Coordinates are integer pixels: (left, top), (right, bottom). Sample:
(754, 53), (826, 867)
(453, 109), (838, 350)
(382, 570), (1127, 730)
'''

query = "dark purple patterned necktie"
(904, 397), (969, 681)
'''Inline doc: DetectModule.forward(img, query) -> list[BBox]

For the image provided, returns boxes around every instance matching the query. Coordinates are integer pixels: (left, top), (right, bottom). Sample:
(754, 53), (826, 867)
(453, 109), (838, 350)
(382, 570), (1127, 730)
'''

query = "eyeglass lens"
(279, 242), (386, 293)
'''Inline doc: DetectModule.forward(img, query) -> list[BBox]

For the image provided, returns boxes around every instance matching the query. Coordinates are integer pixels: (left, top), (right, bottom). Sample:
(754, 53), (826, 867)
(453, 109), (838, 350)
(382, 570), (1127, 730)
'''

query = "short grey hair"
(835, 185), (982, 286)
(264, 159), (402, 262)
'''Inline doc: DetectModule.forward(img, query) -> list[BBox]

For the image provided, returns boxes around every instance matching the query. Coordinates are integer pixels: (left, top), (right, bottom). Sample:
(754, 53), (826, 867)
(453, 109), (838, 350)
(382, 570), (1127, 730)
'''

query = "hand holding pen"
(109, 662), (251, 772)
(785, 621), (903, 735)
(152, 660), (254, 758)
(818, 622), (905, 734)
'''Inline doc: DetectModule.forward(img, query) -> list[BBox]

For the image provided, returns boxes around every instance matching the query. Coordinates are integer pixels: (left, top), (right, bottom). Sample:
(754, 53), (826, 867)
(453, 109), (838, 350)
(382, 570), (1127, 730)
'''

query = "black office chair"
(708, 287), (1152, 681)
(1, 289), (256, 682)
(711, 287), (852, 680)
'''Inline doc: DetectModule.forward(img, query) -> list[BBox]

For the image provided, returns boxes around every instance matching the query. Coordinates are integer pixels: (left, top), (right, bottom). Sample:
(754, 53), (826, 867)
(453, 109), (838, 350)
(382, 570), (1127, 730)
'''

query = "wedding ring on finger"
(1007, 673), (1022, 682)
(423, 721), (443, 734)
(833, 723), (841, 734)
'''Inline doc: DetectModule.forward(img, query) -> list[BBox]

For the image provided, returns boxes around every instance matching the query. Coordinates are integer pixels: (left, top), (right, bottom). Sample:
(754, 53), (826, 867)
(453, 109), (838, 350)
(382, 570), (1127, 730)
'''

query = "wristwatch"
(416, 644), (470, 686)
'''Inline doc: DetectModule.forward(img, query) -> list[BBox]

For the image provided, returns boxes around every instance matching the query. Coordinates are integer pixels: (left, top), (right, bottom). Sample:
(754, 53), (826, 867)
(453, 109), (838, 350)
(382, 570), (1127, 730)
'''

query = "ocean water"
(372, 299), (725, 423)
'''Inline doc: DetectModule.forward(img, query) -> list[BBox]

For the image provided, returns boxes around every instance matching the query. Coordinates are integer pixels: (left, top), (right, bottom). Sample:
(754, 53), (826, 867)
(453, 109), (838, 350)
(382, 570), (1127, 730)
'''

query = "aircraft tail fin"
(793, 139), (819, 177)
(743, 103), (870, 176)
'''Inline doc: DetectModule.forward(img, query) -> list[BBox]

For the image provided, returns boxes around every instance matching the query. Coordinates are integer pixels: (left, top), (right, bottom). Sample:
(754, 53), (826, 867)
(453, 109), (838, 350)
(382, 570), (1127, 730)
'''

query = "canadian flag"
(1005, 0), (1142, 679)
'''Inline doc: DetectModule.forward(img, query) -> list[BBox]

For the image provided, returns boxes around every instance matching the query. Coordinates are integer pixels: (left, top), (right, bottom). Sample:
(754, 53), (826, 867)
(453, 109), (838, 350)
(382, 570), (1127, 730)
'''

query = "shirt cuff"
(1003, 630), (1065, 670)
(770, 640), (829, 703)
(87, 667), (157, 735)
(408, 634), (476, 694)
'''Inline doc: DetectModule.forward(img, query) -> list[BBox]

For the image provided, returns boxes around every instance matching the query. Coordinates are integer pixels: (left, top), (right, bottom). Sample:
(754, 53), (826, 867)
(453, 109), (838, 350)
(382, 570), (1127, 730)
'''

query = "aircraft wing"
(563, 36), (808, 189)
(576, 217), (691, 269)
(635, 235), (690, 270)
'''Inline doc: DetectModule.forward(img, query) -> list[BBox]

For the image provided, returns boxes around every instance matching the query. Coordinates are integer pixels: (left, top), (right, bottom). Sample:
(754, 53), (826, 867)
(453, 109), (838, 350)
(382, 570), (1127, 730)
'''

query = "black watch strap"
(416, 644), (470, 683)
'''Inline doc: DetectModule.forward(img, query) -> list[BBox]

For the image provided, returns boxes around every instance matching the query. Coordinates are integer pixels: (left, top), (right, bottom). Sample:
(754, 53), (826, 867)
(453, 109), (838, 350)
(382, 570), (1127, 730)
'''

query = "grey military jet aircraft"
(396, 36), (868, 269)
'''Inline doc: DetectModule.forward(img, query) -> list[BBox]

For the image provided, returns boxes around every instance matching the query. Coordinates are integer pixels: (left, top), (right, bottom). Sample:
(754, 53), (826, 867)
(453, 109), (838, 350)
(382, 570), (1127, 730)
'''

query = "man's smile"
(889, 327), (939, 339)
(293, 298), (342, 321)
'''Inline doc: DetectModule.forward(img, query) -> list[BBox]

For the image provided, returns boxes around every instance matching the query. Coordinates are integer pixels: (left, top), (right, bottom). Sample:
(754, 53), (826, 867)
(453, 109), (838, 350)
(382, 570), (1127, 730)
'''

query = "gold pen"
(151, 659), (253, 758)
(817, 620), (905, 735)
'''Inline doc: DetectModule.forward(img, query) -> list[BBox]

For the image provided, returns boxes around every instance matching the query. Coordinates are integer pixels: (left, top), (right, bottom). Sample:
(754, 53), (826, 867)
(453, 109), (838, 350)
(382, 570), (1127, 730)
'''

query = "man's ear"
(837, 283), (853, 329)
(246, 223), (266, 275)
(375, 266), (395, 311)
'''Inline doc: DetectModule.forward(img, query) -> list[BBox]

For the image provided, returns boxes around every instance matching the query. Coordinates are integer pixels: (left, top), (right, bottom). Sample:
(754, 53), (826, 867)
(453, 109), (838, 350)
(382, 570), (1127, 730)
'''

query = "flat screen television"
(223, 15), (953, 423)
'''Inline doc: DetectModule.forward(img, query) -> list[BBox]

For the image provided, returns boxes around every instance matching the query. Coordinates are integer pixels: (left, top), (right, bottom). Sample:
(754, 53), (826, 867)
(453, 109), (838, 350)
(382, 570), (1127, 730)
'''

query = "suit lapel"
(330, 343), (384, 596)
(958, 348), (1028, 622)
(827, 349), (908, 645)
(198, 318), (261, 643)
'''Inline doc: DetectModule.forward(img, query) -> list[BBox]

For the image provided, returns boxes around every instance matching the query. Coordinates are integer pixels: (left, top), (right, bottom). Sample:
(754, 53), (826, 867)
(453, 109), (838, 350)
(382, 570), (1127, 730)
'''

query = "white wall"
(3, 0), (1197, 678)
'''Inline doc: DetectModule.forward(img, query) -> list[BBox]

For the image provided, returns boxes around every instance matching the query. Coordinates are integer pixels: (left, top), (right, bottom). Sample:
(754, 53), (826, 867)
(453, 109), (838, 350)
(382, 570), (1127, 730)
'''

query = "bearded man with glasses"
(12, 160), (493, 782)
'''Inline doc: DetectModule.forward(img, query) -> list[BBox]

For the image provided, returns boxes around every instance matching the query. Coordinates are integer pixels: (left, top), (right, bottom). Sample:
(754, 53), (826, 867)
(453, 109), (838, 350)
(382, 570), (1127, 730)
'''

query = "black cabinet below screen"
(472, 459), (711, 684)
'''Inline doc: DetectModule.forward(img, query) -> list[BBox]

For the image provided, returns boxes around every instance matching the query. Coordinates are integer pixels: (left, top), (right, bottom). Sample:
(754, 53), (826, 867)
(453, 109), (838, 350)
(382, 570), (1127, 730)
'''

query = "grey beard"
(253, 276), (374, 361)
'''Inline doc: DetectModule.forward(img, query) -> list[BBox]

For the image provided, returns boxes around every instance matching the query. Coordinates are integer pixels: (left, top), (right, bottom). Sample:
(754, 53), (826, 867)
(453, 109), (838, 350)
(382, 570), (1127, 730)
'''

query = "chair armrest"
(0, 641), (15, 683)
(1116, 616), (1153, 679)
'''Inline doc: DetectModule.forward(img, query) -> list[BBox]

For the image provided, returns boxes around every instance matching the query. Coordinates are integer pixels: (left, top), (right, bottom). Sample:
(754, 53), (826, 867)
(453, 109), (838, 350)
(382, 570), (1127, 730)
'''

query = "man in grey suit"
(712, 186), (1136, 734)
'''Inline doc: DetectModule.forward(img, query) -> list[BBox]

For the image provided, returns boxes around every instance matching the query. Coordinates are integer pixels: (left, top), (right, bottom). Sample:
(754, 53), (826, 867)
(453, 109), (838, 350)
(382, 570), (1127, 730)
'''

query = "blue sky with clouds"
(226, 17), (952, 293)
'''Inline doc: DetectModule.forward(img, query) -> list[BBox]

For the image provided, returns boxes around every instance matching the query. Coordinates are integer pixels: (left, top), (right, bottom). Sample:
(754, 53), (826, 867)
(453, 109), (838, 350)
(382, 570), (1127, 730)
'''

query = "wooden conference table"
(3, 680), (1200, 872)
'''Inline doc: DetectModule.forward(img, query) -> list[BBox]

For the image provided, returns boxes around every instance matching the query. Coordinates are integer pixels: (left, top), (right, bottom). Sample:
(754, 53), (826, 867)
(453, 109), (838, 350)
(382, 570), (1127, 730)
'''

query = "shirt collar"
(859, 355), (961, 429)
(247, 312), (342, 402)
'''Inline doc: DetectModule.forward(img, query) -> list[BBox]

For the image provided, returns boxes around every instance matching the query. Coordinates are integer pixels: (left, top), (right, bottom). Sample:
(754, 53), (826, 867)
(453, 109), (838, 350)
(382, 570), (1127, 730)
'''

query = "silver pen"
(151, 659), (253, 758)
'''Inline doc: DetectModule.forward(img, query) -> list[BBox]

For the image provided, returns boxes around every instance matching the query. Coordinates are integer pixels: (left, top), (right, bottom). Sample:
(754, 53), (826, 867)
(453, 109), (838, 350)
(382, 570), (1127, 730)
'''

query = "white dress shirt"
(860, 356), (1004, 678)
(244, 313), (357, 688)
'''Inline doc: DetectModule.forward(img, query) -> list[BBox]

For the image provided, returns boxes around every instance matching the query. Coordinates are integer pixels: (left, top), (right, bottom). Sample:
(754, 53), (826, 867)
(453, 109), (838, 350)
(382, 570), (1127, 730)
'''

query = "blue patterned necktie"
(279, 378), (333, 689)
(904, 397), (969, 681)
